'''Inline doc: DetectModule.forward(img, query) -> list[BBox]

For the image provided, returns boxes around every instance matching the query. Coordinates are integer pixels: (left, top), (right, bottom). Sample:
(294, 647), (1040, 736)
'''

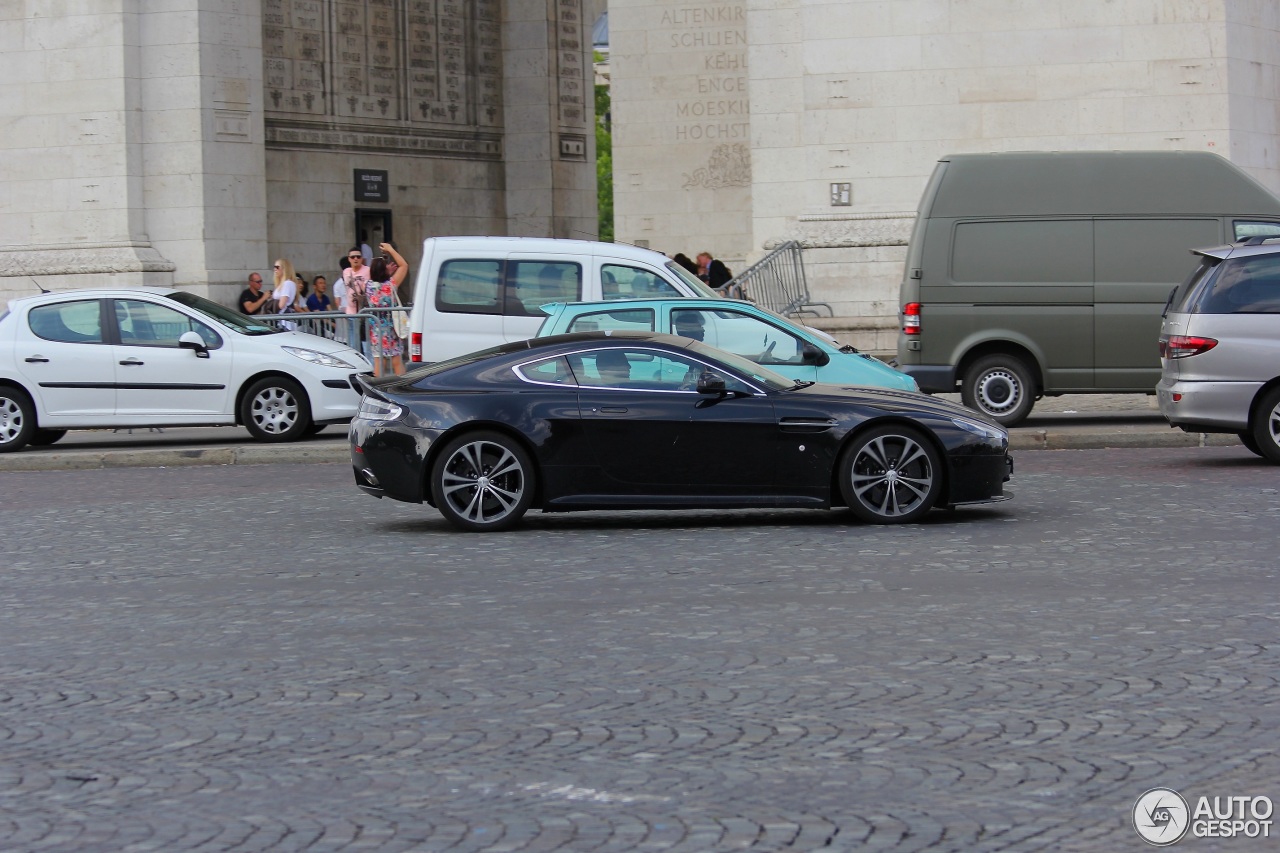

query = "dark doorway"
(355, 209), (392, 256)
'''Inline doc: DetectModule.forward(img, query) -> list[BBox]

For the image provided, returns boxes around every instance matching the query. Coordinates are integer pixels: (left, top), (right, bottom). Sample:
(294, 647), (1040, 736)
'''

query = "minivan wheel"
(961, 355), (1035, 427)
(1248, 387), (1280, 463)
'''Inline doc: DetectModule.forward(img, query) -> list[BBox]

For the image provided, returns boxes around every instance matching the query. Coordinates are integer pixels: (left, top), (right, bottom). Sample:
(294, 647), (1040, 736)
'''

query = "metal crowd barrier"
(721, 240), (833, 318)
(253, 306), (410, 356)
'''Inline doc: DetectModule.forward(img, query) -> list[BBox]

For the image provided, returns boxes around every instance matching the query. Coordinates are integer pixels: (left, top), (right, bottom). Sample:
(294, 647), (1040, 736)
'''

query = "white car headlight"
(281, 345), (360, 369)
(357, 396), (403, 421)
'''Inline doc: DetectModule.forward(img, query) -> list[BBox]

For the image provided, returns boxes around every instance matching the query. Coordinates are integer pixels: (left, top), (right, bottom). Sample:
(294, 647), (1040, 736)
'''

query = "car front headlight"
(357, 396), (403, 421)
(282, 345), (360, 369)
(950, 416), (1007, 443)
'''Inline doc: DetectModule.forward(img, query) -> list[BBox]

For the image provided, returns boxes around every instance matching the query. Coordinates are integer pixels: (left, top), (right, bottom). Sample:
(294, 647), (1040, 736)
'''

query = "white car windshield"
(166, 292), (281, 335)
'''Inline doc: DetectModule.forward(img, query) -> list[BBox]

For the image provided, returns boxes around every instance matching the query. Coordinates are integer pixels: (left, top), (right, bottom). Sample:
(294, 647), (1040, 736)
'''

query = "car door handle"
(596, 407), (628, 413)
(119, 358), (145, 366)
(24, 356), (49, 363)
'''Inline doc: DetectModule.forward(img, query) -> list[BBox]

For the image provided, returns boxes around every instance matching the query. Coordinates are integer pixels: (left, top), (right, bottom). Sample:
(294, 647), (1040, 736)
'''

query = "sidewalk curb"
(0, 430), (1245, 472)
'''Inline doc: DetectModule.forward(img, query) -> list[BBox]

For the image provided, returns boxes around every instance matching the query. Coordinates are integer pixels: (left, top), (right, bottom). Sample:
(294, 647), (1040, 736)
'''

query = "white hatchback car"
(0, 287), (372, 451)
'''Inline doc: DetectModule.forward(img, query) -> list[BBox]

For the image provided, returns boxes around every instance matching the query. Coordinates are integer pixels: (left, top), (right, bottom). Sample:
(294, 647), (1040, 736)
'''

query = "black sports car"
(349, 332), (1012, 531)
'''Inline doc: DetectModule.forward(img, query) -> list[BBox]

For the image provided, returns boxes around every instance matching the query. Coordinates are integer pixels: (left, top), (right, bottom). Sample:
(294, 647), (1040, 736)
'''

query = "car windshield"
(684, 340), (797, 390)
(165, 291), (282, 335)
(664, 262), (722, 298)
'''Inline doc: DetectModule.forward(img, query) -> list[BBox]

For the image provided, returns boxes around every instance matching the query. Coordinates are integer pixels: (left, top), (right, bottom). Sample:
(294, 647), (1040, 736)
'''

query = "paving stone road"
(1, 448), (1277, 851)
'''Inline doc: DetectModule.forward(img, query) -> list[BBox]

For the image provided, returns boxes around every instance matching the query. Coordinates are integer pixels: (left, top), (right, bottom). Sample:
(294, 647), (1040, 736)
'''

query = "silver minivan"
(1157, 237), (1280, 461)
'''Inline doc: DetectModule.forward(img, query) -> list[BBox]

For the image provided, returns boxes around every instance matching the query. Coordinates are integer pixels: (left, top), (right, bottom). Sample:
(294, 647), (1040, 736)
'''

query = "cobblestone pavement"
(2, 449), (1277, 851)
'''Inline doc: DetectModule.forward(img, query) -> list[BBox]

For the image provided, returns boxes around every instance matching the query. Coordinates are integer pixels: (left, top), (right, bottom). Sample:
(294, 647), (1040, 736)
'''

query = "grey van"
(895, 151), (1280, 425)
(1158, 237), (1280, 462)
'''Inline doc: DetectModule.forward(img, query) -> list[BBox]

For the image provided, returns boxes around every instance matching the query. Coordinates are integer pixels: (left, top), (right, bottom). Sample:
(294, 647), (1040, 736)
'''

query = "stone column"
(0, 0), (266, 304)
(503, 0), (597, 239)
(610, 0), (751, 269)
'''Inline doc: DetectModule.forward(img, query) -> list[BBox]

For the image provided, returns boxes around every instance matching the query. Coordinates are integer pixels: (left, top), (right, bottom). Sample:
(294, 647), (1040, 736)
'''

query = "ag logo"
(1134, 787), (1190, 845)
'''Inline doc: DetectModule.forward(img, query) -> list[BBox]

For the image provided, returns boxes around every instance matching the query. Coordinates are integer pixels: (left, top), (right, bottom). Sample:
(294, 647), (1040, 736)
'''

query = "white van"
(406, 237), (720, 362)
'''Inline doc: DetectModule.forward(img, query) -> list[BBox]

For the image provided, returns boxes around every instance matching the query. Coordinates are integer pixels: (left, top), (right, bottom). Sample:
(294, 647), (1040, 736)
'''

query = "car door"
(110, 298), (233, 418)
(15, 299), (116, 419)
(570, 346), (777, 493)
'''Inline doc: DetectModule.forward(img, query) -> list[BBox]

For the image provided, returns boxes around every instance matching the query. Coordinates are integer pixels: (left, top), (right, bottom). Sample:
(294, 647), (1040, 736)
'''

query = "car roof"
(7, 286), (180, 311)
(1194, 236), (1280, 261)
(421, 235), (675, 264)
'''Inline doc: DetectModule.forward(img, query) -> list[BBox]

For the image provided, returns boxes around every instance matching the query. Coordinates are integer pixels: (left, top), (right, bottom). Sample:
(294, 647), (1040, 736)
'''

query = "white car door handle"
(24, 356), (49, 363)
(119, 358), (145, 366)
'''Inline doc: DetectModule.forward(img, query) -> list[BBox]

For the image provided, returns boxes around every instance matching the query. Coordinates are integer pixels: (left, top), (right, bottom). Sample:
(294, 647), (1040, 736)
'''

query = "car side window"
(569, 347), (754, 393)
(671, 308), (802, 365)
(1234, 221), (1280, 240)
(517, 355), (578, 386)
(115, 300), (222, 348)
(436, 259), (503, 314)
(601, 264), (680, 299)
(508, 262), (582, 317)
(566, 308), (655, 334)
(28, 300), (104, 344)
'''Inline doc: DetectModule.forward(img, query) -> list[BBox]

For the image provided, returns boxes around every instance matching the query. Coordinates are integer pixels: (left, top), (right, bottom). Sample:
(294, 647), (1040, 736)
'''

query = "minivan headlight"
(357, 396), (403, 421)
(282, 346), (360, 369)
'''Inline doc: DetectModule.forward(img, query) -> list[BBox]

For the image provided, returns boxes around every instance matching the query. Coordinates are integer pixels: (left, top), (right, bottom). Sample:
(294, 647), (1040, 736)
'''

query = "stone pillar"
(610, 0), (751, 269)
(503, 0), (597, 239)
(0, 1), (267, 304)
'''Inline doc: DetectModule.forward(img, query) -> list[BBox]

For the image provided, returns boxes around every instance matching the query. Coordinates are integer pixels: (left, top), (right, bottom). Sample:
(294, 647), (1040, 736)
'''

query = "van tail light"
(902, 302), (921, 335)
(410, 332), (422, 362)
(1159, 335), (1217, 359)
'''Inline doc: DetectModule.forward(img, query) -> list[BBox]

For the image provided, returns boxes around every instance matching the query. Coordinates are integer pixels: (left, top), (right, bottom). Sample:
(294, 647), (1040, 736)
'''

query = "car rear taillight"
(902, 302), (921, 335)
(410, 332), (422, 362)
(1160, 334), (1217, 359)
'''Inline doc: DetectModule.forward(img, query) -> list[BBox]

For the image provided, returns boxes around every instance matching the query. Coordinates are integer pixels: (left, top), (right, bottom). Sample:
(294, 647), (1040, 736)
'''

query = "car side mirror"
(801, 341), (830, 366)
(696, 371), (726, 395)
(179, 331), (210, 358)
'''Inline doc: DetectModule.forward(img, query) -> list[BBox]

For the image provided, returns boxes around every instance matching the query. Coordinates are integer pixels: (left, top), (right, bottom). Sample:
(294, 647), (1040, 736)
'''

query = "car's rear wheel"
(961, 354), (1035, 426)
(0, 388), (35, 453)
(29, 429), (67, 446)
(430, 431), (535, 532)
(241, 376), (311, 442)
(1248, 387), (1280, 463)
(840, 424), (943, 524)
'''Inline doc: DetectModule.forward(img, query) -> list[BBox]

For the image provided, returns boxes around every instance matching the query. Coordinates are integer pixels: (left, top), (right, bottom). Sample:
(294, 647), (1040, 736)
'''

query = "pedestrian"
(306, 275), (332, 312)
(696, 251), (733, 291)
(272, 259), (299, 314)
(340, 247), (371, 356)
(672, 253), (700, 277)
(293, 274), (310, 312)
(365, 242), (409, 377)
(238, 271), (271, 315)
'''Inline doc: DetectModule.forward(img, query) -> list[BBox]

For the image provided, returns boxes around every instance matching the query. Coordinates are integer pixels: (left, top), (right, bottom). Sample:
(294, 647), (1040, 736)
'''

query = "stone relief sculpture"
(681, 143), (751, 190)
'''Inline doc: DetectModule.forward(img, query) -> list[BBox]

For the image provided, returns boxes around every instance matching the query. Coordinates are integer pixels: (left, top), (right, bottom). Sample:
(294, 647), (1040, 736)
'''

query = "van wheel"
(1247, 387), (1280, 463)
(961, 355), (1035, 427)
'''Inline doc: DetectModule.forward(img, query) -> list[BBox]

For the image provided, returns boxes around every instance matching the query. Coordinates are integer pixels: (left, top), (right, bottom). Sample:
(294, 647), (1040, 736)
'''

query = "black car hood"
(786, 384), (1000, 426)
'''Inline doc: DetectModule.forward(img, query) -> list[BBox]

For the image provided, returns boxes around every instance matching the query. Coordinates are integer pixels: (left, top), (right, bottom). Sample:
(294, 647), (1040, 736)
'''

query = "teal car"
(536, 298), (919, 391)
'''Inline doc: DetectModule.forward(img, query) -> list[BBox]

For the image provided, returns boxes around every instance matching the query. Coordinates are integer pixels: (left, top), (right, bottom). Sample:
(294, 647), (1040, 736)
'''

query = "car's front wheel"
(961, 354), (1035, 426)
(430, 431), (535, 532)
(241, 376), (311, 442)
(1248, 387), (1280, 463)
(0, 388), (35, 453)
(839, 424), (943, 524)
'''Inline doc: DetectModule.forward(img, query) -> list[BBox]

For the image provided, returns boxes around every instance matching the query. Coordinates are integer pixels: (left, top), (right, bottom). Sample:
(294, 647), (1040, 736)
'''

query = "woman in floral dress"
(364, 242), (409, 377)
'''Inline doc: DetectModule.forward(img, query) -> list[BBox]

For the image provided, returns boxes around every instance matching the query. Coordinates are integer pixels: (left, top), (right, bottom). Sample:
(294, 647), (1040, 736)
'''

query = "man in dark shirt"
(238, 272), (271, 315)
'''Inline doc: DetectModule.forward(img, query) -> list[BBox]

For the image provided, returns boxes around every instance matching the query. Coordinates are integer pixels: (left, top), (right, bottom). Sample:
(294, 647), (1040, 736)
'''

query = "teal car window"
(566, 308), (655, 334)
(671, 307), (803, 365)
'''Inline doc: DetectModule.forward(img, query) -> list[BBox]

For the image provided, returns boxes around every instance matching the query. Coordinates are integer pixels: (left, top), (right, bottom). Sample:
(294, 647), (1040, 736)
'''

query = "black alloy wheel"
(241, 376), (311, 442)
(840, 424), (943, 524)
(0, 388), (35, 453)
(430, 431), (535, 532)
(961, 354), (1035, 427)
